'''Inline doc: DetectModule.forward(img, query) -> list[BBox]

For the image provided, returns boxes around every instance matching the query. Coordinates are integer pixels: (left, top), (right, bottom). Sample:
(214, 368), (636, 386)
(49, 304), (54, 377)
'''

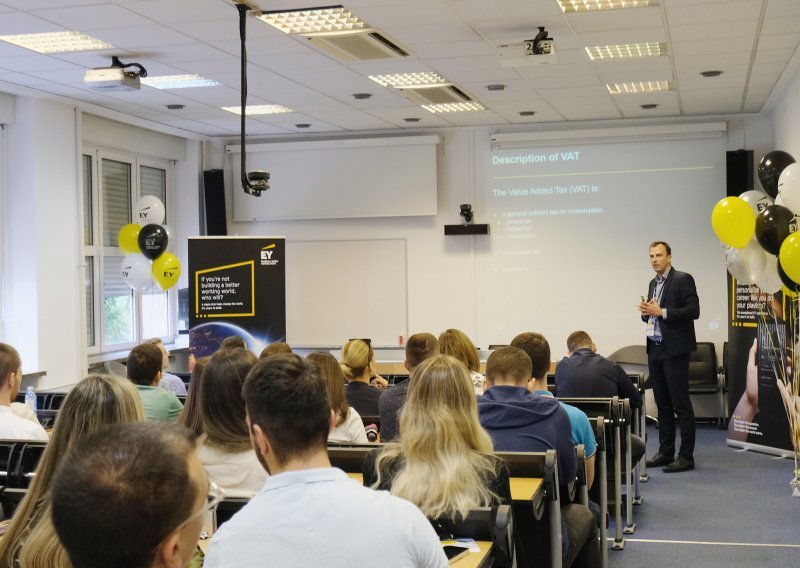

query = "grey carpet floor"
(607, 423), (800, 568)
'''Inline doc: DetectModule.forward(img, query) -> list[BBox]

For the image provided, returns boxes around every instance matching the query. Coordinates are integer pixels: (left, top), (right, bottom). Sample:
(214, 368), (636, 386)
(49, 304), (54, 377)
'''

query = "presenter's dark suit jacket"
(643, 268), (700, 356)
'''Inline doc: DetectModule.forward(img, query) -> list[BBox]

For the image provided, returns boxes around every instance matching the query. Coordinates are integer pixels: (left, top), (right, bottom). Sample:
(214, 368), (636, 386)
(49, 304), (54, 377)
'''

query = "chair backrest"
(688, 342), (718, 388)
(14, 441), (47, 489)
(434, 505), (515, 568)
(327, 445), (374, 473)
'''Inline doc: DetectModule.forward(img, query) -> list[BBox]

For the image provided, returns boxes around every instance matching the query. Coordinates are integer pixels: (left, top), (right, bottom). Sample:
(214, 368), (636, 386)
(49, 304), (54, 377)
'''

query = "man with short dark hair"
(555, 330), (645, 464)
(127, 343), (183, 422)
(479, 343), (600, 568)
(148, 338), (187, 396)
(0, 343), (48, 441)
(51, 422), (208, 568)
(639, 241), (700, 473)
(205, 354), (447, 568)
(379, 332), (439, 442)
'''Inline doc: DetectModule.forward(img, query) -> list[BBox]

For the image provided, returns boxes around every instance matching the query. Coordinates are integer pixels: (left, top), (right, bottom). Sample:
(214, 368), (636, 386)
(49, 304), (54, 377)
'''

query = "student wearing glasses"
(51, 422), (211, 568)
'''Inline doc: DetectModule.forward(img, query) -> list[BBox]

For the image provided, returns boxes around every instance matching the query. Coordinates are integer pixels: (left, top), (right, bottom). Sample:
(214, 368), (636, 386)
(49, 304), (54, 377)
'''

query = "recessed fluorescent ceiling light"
(558, 0), (659, 13)
(422, 102), (485, 113)
(586, 42), (667, 61)
(221, 105), (294, 115)
(369, 72), (450, 89)
(0, 31), (113, 54)
(141, 74), (219, 89)
(606, 80), (674, 94)
(257, 6), (368, 35)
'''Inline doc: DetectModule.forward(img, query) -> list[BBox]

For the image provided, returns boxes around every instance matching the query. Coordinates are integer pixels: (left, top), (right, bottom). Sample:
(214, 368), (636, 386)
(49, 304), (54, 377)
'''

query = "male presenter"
(639, 241), (700, 473)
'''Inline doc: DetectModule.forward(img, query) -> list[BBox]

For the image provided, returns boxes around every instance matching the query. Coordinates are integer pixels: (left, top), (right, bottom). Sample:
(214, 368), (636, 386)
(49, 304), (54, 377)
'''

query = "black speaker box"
(726, 149), (754, 197)
(203, 169), (227, 236)
(444, 224), (490, 235)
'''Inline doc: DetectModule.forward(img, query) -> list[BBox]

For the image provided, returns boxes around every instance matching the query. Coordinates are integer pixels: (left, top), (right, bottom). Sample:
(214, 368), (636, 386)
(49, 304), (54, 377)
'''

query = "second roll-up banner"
(188, 236), (286, 360)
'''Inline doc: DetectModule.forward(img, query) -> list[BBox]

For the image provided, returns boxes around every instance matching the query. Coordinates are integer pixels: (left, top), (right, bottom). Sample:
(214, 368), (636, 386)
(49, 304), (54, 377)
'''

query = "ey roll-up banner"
(188, 237), (286, 359)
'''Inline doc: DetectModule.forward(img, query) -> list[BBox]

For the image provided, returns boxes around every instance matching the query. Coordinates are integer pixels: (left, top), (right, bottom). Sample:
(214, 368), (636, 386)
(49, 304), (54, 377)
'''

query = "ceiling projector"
(84, 67), (141, 91)
(498, 27), (556, 68)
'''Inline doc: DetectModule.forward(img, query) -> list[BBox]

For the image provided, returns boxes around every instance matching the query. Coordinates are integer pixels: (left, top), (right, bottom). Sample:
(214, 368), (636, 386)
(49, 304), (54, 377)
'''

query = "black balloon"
(137, 224), (168, 260)
(778, 260), (800, 293)
(755, 205), (796, 255)
(758, 150), (796, 198)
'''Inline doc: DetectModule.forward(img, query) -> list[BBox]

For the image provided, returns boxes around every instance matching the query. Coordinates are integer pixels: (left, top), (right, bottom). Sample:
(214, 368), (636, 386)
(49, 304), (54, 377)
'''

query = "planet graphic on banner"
(189, 322), (257, 358)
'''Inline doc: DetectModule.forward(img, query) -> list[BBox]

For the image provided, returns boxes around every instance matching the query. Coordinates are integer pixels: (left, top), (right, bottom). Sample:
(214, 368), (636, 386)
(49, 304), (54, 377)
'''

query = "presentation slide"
(476, 136), (727, 353)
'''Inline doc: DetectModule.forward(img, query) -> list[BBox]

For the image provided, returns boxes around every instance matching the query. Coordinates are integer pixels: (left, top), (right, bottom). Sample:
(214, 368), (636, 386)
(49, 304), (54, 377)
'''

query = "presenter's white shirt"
(205, 467), (448, 568)
(0, 406), (48, 440)
(329, 407), (369, 444)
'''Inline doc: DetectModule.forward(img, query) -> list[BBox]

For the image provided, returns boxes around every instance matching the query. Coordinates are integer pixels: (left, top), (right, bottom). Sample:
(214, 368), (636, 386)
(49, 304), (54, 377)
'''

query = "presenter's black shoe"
(645, 452), (673, 468)
(662, 456), (694, 473)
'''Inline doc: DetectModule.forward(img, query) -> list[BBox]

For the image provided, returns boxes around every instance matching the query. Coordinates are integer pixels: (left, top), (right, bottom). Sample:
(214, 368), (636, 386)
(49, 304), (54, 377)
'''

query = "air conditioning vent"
(307, 30), (409, 61)
(401, 85), (473, 106)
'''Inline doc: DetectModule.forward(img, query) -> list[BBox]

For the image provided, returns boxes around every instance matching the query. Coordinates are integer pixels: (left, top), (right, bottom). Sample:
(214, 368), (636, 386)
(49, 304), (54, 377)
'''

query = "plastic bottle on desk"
(25, 385), (37, 413)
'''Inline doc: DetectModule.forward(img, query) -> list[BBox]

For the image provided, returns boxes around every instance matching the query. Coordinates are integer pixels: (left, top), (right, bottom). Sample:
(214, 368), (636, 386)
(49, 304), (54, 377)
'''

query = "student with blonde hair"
(341, 339), (386, 416)
(259, 341), (292, 358)
(0, 374), (144, 568)
(363, 355), (509, 522)
(198, 348), (267, 495)
(307, 351), (368, 444)
(438, 329), (485, 394)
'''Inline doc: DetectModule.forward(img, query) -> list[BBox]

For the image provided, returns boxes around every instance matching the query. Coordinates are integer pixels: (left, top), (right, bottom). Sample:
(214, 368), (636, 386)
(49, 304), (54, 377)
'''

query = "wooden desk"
(349, 472), (543, 502)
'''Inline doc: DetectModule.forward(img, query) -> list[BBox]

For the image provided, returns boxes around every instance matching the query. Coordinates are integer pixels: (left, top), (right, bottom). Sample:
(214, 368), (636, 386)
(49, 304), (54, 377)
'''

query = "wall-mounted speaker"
(726, 149), (754, 197)
(203, 169), (227, 236)
(444, 224), (490, 235)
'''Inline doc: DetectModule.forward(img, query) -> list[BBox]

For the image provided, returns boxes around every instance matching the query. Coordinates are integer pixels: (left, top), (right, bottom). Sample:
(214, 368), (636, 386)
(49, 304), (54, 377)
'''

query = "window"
(82, 149), (175, 354)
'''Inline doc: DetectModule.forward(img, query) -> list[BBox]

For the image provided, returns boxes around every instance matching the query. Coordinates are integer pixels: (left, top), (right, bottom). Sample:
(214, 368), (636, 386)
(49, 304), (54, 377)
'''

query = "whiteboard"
(229, 136), (440, 221)
(285, 239), (408, 346)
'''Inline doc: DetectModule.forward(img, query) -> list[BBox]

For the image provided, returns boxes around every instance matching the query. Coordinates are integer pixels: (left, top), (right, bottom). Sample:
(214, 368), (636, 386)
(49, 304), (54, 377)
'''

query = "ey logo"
(261, 243), (276, 261)
(138, 206), (151, 219)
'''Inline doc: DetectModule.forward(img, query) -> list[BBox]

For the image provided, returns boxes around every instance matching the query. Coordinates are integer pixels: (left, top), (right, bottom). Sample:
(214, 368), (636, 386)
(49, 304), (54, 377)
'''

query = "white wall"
(222, 121), (772, 354)
(4, 98), (82, 389)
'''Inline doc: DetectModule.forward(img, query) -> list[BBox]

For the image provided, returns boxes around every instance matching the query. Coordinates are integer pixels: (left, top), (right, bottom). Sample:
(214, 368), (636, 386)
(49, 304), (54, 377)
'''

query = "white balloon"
(739, 189), (773, 215)
(162, 224), (176, 252)
(775, 193), (788, 208)
(121, 253), (153, 290)
(755, 254), (783, 294)
(134, 195), (166, 226)
(725, 239), (766, 284)
(778, 163), (800, 214)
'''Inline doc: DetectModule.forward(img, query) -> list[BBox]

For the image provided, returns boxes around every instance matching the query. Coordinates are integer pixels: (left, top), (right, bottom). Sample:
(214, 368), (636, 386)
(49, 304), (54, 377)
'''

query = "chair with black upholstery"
(688, 342), (724, 427)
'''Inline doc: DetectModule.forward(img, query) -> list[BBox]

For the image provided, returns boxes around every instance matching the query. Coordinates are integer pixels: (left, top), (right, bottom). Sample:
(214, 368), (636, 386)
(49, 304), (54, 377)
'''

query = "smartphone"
(757, 319), (786, 391)
(443, 546), (470, 564)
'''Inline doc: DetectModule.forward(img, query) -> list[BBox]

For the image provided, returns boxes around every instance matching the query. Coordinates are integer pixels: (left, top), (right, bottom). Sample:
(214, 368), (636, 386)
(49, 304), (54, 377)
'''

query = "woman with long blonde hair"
(0, 374), (144, 568)
(363, 355), (509, 521)
(438, 328), (485, 395)
(307, 351), (369, 444)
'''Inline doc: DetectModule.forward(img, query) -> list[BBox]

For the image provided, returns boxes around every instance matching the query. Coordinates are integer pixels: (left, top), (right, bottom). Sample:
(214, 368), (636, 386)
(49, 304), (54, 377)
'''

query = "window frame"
(82, 145), (177, 356)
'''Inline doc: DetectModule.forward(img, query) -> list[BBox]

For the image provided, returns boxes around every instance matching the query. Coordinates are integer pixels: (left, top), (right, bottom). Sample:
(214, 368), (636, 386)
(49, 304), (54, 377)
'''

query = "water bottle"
(25, 385), (37, 413)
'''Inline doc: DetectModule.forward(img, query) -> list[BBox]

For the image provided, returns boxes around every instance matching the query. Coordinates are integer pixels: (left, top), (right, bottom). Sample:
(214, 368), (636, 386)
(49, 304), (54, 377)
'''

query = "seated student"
(259, 341), (292, 358)
(0, 374), (144, 568)
(307, 351), (369, 444)
(198, 348), (267, 496)
(128, 343), (183, 422)
(341, 339), (386, 416)
(364, 355), (510, 526)
(438, 329), (485, 395)
(51, 422), (207, 568)
(512, 332), (597, 489)
(148, 338), (187, 396)
(378, 333), (439, 442)
(555, 330), (645, 464)
(205, 354), (447, 568)
(0, 343), (48, 441)
(479, 346), (600, 568)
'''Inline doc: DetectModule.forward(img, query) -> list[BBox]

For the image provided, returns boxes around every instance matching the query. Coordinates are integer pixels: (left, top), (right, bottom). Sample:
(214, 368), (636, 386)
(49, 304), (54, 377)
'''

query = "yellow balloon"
(152, 253), (181, 290)
(711, 197), (755, 248)
(118, 223), (141, 254)
(779, 233), (800, 285)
